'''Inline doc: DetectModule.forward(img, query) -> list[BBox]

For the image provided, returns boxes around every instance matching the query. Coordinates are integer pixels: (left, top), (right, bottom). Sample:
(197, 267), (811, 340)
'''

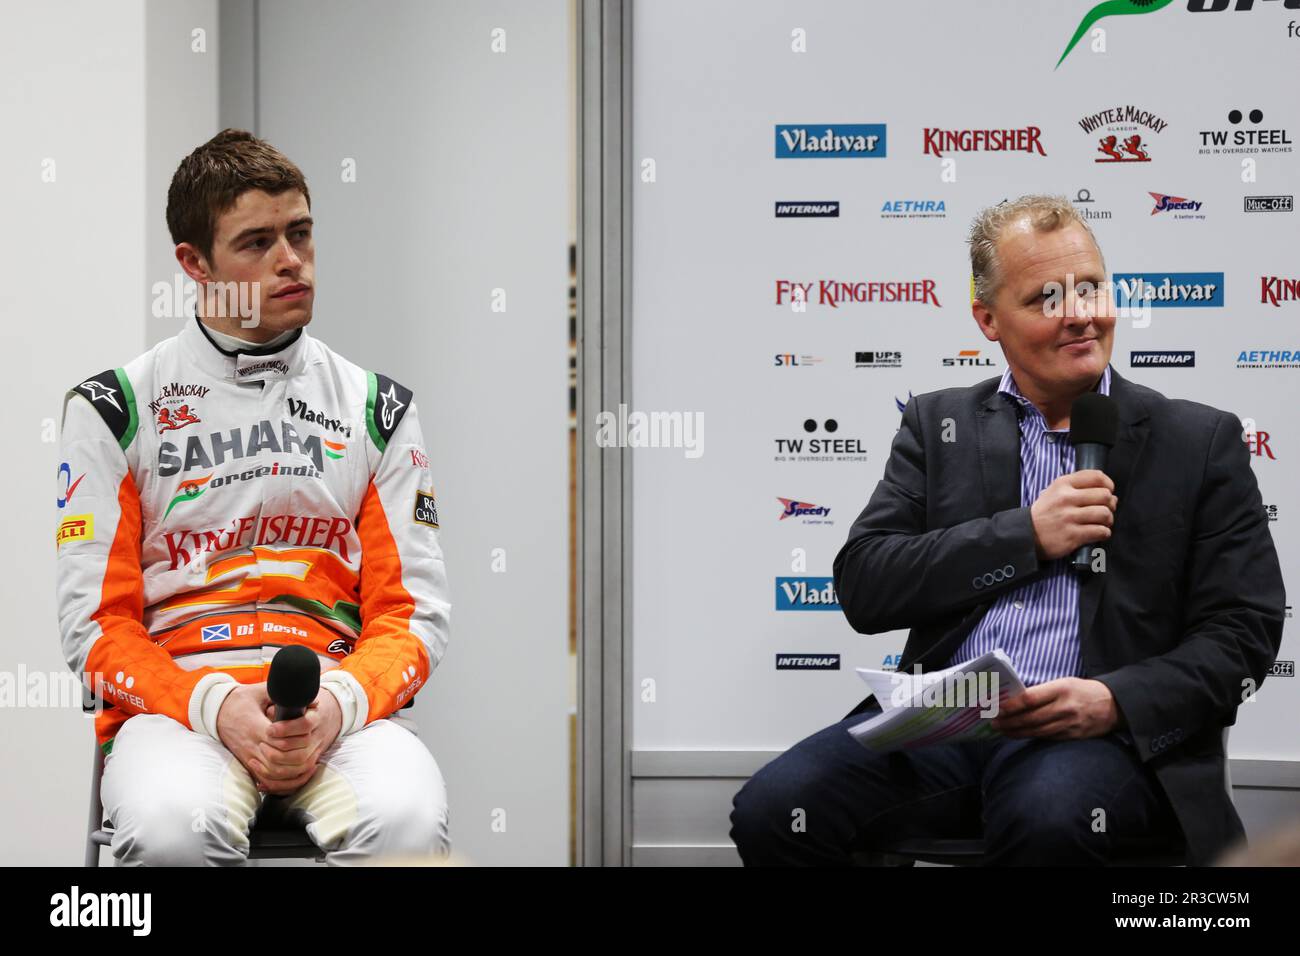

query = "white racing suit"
(55, 317), (451, 864)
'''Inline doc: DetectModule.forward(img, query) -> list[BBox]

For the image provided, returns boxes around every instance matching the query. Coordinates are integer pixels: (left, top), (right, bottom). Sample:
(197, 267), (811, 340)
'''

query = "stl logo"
(1056, 0), (1175, 69)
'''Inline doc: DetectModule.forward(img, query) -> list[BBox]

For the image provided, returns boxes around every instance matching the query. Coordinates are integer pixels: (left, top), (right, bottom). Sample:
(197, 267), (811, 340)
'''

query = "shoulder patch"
(70, 369), (138, 450)
(365, 371), (413, 452)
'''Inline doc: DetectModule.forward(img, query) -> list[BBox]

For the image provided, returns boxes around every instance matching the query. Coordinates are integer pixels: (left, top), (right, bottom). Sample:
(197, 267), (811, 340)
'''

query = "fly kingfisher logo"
(1056, 0), (1176, 69)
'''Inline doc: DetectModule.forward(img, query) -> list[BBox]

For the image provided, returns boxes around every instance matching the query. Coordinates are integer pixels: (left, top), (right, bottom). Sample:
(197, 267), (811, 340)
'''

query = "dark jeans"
(730, 703), (1183, 866)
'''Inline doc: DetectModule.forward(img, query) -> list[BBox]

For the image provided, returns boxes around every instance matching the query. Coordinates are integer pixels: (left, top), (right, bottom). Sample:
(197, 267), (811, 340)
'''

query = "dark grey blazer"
(832, 364), (1285, 866)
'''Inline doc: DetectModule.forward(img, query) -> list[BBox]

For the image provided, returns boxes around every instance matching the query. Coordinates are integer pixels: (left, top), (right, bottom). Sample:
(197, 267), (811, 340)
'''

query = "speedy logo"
(56, 514), (94, 548)
(413, 490), (439, 528)
(201, 623), (232, 643)
(56, 462), (85, 509)
(775, 576), (840, 611)
(777, 498), (831, 521)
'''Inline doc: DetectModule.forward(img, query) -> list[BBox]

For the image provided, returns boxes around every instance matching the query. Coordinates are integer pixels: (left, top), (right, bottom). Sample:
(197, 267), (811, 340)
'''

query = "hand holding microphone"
(1029, 392), (1120, 567)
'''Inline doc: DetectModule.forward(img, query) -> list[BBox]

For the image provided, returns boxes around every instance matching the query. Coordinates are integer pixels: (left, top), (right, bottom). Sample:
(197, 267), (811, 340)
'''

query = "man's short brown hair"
(166, 128), (311, 266)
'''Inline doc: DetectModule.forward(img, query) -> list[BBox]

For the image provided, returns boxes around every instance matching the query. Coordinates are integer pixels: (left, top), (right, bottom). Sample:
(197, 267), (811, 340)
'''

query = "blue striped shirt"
(946, 364), (1113, 686)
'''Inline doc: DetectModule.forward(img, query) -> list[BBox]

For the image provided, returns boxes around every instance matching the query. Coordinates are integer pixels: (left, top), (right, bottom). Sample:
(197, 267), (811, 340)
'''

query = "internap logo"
(775, 201), (840, 217)
(1260, 276), (1299, 307)
(922, 127), (1045, 157)
(1112, 272), (1223, 308)
(775, 280), (941, 309)
(775, 576), (841, 611)
(775, 654), (841, 670)
(1131, 350), (1195, 367)
(774, 124), (886, 158)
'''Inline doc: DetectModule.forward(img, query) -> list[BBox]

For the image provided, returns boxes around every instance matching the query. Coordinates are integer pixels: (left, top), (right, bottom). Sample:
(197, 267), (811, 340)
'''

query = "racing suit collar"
(183, 315), (312, 384)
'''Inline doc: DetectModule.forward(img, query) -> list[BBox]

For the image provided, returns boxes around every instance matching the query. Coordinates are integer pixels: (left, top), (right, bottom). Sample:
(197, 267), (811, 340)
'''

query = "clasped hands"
(215, 681), (344, 794)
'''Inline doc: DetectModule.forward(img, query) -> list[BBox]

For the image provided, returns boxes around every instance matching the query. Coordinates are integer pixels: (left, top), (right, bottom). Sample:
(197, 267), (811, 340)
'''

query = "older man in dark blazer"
(730, 194), (1285, 866)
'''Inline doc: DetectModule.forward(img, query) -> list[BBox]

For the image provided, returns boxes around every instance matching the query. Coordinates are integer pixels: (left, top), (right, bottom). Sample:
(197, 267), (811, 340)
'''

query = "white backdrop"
(630, 0), (1298, 762)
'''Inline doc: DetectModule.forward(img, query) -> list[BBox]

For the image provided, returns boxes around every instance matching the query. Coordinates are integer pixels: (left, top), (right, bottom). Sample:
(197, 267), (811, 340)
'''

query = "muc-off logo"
(1245, 195), (1293, 213)
(1269, 661), (1295, 678)
(775, 124), (886, 158)
(775, 654), (841, 670)
(1131, 350), (1195, 367)
(775, 201), (840, 218)
(775, 576), (840, 611)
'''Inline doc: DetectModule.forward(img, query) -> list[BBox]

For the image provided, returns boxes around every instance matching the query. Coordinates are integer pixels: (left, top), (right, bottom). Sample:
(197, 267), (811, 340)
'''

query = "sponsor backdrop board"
(629, 0), (1298, 761)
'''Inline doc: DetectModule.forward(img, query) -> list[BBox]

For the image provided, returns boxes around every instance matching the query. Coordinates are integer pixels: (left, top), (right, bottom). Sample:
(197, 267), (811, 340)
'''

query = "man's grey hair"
(968, 194), (1106, 307)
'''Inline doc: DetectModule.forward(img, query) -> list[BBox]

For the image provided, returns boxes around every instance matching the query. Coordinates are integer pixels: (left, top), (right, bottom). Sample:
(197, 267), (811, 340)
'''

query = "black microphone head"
(1069, 392), (1119, 447)
(267, 644), (321, 708)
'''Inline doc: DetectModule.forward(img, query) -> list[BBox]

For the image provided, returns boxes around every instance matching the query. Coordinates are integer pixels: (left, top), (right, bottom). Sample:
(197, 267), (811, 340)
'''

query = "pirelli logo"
(413, 490), (439, 529)
(56, 514), (94, 548)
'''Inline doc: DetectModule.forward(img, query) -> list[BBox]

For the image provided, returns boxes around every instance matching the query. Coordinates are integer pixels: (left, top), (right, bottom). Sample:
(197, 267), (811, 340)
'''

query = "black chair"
(853, 728), (1231, 867)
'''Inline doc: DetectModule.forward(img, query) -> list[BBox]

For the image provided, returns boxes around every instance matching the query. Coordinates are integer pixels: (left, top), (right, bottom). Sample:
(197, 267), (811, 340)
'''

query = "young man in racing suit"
(54, 129), (452, 865)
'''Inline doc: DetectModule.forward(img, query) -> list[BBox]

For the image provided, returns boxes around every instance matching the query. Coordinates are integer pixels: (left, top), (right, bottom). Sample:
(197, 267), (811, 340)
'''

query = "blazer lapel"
(1078, 366), (1151, 660)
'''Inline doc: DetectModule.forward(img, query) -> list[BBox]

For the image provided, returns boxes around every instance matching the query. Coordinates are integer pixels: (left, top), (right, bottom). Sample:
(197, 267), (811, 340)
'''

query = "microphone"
(267, 644), (321, 721)
(1068, 392), (1119, 572)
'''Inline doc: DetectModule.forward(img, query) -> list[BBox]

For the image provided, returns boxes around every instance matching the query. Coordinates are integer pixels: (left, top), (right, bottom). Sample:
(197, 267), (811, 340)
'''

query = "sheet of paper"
(848, 649), (1027, 753)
